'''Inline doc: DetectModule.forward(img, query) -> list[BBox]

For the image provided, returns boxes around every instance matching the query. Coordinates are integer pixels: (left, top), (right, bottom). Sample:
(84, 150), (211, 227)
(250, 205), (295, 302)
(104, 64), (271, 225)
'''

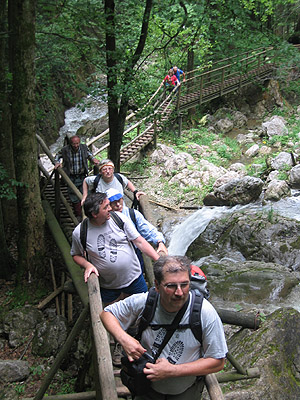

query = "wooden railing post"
(220, 68), (225, 96)
(176, 84), (181, 111)
(54, 169), (61, 223)
(87, 273), (118, 400)
(205, 374), (224, 400)
(199, 75), (204, 105)
(153, 115), (157, 149)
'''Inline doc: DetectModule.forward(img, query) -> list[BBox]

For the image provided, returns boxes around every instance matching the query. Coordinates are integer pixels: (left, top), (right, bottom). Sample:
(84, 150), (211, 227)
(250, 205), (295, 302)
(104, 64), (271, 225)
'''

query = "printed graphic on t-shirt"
(167, 341), (184, 364)
(151, 328), (166, 356)
(109, 238), (117, 262)
(97, 234), (106, 258)
(151, 328), (184, 363)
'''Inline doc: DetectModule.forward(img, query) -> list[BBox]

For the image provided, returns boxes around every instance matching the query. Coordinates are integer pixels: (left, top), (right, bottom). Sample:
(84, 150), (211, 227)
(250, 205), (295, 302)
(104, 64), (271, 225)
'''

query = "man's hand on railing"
(54, 162), (62, 169)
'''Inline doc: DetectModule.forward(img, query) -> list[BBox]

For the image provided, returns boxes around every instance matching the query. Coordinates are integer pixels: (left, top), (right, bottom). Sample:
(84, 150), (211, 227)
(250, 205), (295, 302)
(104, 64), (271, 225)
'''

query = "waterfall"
(50, 95), (107, 154)
(168, 192), (300, 257)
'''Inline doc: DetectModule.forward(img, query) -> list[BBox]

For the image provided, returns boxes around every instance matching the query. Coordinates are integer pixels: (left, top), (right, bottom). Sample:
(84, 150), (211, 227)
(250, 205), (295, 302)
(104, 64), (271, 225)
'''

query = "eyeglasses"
(161, 281), (190, 292)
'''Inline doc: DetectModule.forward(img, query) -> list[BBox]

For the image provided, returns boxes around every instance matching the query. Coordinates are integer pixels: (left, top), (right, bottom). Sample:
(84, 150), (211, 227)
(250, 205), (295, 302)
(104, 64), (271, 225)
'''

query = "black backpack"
(92, 172), (124, 193)
(136, 287), (205, 344)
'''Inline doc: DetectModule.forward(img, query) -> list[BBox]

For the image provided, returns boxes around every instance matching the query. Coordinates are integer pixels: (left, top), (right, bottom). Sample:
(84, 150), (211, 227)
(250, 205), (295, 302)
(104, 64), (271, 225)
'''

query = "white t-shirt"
(71, 212), (141, 289)
(85, 173), (128, 195)
(105, 292), (228, 395)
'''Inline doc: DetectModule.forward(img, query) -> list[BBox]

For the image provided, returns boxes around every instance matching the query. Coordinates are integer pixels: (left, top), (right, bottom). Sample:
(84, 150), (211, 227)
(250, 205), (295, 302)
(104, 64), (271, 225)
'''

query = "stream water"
(53, 96), (300, 312)
(168, 191), (300, 256)
(50, 96), (107, 154)
(168, 192), (300, 312)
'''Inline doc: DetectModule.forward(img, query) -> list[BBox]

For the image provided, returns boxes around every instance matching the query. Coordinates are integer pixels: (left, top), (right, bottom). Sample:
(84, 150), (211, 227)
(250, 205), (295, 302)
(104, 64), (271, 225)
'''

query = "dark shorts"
(134, 377), (204, 400)
(101, 273), (148, 303)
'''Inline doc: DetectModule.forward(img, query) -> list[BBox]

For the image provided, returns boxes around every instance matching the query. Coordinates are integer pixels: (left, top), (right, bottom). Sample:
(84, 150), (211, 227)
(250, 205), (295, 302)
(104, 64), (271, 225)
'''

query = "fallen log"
(216, 367), (260, 383)
(215, 307), (261, 329)
(148, 198), (178, 211)
(179, 206), (202, 210)
(37, 286), (64, 310)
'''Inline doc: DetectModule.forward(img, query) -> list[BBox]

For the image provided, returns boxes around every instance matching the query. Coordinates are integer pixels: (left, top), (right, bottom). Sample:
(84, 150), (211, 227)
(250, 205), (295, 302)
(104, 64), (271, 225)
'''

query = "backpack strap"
(189, 290), (204, 344)
(129, 208), (138, 231)
(136, 287), (158, 341)
(93, 174), (101, 192)
(93, 172), (124, 193)
(114, 172), (124, 186)
(110, 211), (124, 231)
(137, 289), (204, 345)
(80, 218), (89, 259)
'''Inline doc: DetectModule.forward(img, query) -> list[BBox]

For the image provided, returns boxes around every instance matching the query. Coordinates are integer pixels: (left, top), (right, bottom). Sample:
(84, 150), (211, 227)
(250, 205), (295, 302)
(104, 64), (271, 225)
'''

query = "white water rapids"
(168, 193), (300, 256)
(50, 95), (107, 154)
(167, 192), (300, 312)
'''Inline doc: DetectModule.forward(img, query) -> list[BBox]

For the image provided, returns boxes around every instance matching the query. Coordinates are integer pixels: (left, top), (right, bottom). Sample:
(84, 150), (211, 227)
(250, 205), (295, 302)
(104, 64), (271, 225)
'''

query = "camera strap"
(151, 298), (189, 361)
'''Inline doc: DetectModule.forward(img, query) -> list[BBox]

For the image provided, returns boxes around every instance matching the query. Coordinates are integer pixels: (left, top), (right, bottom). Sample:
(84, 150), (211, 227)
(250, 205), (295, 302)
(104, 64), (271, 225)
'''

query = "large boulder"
(3, 306), (44, 348)
(32, 315), (68, 357)
(263, 179), (291, 202)
(215, 118), (234, 133)
(219, 308), (300, 400)
(262, 116), (288, 138)
(204, 176), (263, 206)
(271, 151), (294, 170)
(201, 260), (299, 310)
(245, 144), (259, 158)
(187, 210), (300, 271)
(0, 360), (30, 383)
(289, 164), (300, 188)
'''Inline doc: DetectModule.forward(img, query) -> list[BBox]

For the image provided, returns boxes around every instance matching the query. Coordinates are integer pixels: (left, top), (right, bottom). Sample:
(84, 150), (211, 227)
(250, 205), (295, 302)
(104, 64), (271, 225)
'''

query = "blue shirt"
(122, 206), (165, 246)
(173, 68), (184, 82)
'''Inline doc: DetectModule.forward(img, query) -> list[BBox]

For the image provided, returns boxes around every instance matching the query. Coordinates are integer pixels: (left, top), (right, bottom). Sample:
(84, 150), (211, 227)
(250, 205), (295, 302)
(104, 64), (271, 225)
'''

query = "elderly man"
(106, 188), (168, 258)
(81, 158), (145, 206)
(71, 192), (159, 305)
(101, 255), (227, 400)
(54, 135), (99, 218)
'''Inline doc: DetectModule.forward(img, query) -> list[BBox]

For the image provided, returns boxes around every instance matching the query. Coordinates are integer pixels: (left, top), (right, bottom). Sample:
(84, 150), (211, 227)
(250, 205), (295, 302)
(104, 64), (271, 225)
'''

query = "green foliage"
(6, 285), (48, 309)
(12, 382), (25, 395)
(267, 207), (275, 223)
(30, 365), (44, 378)
(235, 304), (243, 312)
(122, 158), (151, 176)
(0, 164), (26, 200)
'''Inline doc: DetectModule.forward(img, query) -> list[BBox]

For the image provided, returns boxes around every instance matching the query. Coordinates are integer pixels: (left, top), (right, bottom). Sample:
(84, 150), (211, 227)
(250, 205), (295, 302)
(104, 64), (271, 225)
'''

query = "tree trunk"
(0, 200), (15, 279)
(8, 0), (45, 282)
(0, 0), (17, 226)
(105, 0), (153, 169)
(187, 47), (196, 117)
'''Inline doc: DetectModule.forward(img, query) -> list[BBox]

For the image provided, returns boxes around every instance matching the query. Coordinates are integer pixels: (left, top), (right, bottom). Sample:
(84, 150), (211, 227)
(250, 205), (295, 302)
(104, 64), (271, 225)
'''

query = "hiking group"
(54, 109), (227, 399)
(160, 65), (186, 92)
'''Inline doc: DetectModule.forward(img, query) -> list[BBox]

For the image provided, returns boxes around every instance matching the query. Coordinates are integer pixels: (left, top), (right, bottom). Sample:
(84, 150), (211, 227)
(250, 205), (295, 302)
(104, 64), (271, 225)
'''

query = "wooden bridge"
(35, 149), (261, 400)
(31, 47), (276, 399)
(86, 46), (275, 165)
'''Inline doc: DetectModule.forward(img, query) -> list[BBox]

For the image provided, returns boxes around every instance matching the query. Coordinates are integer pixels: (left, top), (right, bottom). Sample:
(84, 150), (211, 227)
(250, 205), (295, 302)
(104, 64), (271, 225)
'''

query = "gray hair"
(153, 256), (191, 284)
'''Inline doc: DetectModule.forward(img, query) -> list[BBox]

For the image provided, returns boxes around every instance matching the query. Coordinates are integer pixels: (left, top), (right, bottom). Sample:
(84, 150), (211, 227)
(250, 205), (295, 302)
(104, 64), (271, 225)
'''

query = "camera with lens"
(121, 352), (155, 395)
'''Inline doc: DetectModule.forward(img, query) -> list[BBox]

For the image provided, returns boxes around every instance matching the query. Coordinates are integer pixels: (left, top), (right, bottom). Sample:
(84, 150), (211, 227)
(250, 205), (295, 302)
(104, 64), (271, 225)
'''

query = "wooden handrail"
(87, 273), (118, 400)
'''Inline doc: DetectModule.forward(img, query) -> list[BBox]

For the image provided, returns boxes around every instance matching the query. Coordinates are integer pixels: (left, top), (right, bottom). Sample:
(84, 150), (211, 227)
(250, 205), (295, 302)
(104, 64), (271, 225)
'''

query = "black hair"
(153, 255), (191, 284)
(84, 192), (107, 219)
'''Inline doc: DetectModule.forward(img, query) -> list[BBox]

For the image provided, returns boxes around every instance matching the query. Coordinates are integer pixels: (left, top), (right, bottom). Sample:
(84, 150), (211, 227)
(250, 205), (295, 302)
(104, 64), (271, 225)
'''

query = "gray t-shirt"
(85, 173), (128, 194)
(71, 212), (141, 289)
(105, 292), (228, 395)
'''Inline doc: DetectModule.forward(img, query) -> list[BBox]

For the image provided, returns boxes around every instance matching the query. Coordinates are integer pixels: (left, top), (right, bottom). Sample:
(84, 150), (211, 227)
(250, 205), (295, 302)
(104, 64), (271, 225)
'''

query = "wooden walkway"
(87, 47), (275, 165)
(34, 46), (275, 399)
